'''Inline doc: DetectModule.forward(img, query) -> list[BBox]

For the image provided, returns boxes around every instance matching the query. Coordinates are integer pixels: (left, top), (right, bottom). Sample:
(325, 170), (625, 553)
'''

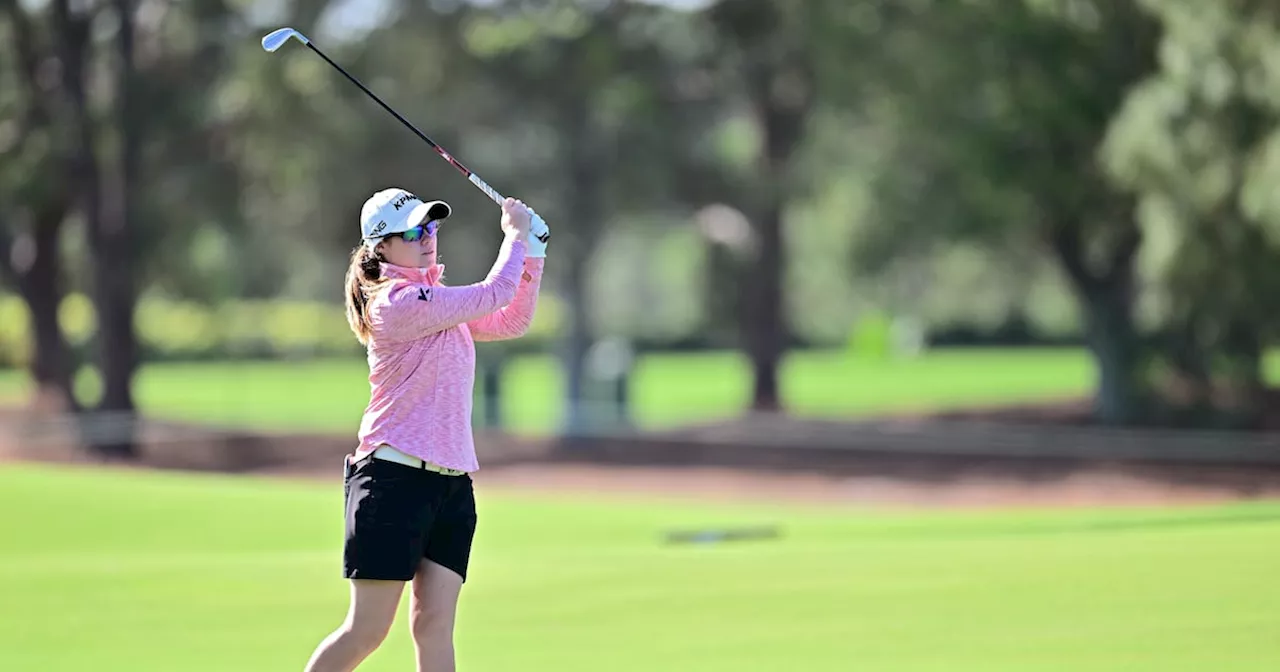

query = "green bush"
(847, 310), (893, 360)
(0, 295), (31, 368)
(135, 298), (222, 357)
(58, 293), (96, 347)
(142, 298), (364, 360)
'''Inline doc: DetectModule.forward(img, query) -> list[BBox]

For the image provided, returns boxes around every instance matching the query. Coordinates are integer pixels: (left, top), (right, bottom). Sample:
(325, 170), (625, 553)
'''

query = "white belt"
(371, 445), (467, 476)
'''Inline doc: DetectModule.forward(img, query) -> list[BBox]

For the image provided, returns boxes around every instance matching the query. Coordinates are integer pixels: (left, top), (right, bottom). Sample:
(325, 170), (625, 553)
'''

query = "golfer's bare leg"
(305, 579), (405, 672)
(410, 560), (464, 672)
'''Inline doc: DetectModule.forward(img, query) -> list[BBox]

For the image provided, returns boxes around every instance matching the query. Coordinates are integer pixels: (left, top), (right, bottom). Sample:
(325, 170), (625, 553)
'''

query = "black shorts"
(342, 454), (478, 583)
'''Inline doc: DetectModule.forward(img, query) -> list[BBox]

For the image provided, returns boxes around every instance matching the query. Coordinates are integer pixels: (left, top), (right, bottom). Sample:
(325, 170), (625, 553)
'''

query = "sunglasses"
(389, 219), (440, 243)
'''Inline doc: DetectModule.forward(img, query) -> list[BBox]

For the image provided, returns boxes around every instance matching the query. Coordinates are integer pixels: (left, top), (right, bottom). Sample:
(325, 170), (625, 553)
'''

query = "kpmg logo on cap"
(391, 192), (420, 210)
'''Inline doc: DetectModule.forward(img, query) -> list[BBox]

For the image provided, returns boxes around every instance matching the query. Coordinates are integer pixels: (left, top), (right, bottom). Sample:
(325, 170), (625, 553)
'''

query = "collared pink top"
(354, 236), (542, 472)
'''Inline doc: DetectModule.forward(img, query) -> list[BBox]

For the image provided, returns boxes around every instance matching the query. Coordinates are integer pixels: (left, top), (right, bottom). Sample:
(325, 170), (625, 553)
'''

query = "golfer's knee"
(410, 603), (454, 644)
(341, 615), (393, 654)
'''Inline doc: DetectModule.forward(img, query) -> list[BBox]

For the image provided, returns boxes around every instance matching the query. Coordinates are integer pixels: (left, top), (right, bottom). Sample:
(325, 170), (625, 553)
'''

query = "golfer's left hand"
(528, 209), (549, 258)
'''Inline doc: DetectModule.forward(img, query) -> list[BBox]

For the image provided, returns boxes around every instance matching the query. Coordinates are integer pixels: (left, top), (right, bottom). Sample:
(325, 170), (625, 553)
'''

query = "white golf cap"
(360, 188), (451, 248)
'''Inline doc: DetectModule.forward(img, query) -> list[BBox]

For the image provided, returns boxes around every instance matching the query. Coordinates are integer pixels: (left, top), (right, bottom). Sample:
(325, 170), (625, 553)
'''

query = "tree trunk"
(1050, 219), (1148, 426)
(0, 0), (79, 414)
(559, 106), (605, 435)
(741, 196), (784, 411)
(1079, 276), (1146, 425)
(741, 61), (811, 412)
(89, 200), (140, 458)
(2, 207), (80, 413)
(55, 0), (139, 458)
(560, 249), (593, 433)
(86, 0), (141, 459)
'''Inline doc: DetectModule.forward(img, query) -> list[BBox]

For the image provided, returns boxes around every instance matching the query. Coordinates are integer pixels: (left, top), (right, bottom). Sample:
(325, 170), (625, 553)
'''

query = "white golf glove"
(528, 209), (549, 258)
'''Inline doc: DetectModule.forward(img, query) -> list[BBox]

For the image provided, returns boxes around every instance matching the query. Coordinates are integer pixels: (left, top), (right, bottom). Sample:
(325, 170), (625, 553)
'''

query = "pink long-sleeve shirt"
(354, 236), (542, 472)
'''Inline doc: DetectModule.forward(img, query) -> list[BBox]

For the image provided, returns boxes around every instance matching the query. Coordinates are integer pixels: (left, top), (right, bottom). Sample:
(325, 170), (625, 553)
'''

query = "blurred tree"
(233, 1), (486, 300)
(33, 0), (143, 457)
(85, 0), (143, 459)
(80, 0), (243, 457)
(856, 0), (1163, 425)
(692, 0), (841, 412)
(0, 0), (81, 413)
(128, 0), (247, 303)
(2, 0), (244, 456)
(454, 0), (721, 430)
(1104, 0), (1280, 427)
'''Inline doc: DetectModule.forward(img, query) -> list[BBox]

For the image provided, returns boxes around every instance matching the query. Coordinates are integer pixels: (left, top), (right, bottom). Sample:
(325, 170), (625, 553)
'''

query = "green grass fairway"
(0, 347), (1102, 434)
(2, 463), (1278, 671)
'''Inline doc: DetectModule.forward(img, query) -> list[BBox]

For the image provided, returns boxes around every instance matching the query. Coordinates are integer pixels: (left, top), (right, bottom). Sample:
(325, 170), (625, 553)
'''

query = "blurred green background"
(4, 0), (1280, 439)
(4, 0), (1280, 670)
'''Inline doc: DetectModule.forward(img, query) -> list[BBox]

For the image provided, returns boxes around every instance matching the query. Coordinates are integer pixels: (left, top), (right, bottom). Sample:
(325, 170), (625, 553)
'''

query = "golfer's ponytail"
(344, 244), (385, 345)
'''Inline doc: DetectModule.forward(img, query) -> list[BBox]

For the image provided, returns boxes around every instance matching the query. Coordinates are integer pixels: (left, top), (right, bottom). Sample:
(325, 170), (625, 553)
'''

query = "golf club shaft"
(301, 42), (506, 206)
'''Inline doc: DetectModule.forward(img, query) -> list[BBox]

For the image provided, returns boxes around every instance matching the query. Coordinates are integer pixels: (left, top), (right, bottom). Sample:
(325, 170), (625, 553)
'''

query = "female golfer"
(305, 188), (547, 672)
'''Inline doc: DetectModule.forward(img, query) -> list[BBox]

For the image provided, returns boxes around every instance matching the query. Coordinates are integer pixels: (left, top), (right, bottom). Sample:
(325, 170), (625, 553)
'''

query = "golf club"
(261, 27), (548, 242)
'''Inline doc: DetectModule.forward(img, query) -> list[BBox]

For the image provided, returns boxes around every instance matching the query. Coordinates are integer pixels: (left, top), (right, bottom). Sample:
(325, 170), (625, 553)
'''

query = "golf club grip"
(304, 42), (507, 207)
(468, 174), (504, 205)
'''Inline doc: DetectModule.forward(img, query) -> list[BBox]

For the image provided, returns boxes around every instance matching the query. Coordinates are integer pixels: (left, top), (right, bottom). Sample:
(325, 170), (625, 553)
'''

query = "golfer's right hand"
(501, 198), (531, 241)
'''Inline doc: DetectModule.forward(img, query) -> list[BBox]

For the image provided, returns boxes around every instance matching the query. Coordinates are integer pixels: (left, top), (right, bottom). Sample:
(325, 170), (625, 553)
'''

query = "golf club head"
(261, 27), (309, 52)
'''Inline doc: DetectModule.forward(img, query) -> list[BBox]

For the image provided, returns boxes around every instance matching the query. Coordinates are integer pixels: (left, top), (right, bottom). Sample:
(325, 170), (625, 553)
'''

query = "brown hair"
(344, 243), (388, 345)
